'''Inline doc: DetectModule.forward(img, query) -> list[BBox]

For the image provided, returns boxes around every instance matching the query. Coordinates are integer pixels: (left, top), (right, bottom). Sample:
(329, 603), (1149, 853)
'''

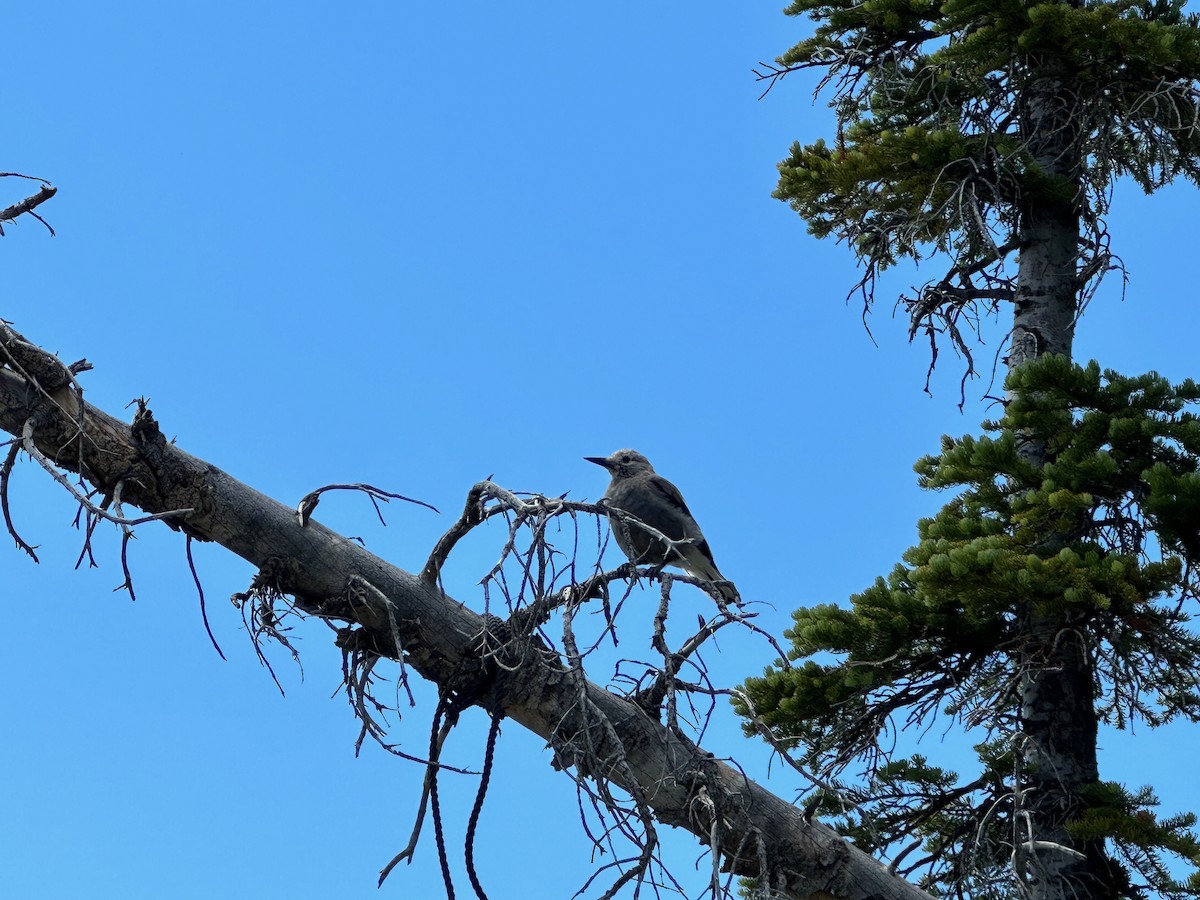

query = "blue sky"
(1, 3), (1197, 899)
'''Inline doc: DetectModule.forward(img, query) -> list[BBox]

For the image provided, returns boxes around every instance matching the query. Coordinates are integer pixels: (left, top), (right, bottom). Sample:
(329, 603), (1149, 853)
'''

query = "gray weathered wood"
(0, 331), (933, 900)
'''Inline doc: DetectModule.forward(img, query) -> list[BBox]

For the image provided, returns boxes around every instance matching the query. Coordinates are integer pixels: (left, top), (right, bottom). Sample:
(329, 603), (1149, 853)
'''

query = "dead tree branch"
(0, 326), (935, 900)
(0, 174), (56, 236)
(295, 482), (438, 527)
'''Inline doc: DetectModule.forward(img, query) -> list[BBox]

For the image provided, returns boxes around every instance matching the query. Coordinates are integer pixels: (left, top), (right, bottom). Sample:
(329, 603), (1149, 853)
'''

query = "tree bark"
(1012, 77), (1080, 370)
(1010, 65), (1108, 900)
(0, 326), (933, 900)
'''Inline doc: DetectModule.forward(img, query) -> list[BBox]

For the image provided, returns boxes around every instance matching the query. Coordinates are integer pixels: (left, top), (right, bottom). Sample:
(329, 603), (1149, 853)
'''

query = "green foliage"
(1070, 783), (1200, 899)
(738, 357), (1200, 895)
(797, 750), (1017, 898)
(769, 0), (1200, 329)
(758, 1), (1200, 893)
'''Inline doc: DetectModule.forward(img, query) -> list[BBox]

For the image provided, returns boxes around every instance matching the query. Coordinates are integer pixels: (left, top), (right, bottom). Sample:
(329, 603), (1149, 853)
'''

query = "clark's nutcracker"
(585, 449), (739, 603)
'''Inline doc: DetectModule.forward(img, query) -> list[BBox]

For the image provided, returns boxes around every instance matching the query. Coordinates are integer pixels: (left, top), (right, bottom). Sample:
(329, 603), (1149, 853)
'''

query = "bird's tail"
(679, 548), (742, 606)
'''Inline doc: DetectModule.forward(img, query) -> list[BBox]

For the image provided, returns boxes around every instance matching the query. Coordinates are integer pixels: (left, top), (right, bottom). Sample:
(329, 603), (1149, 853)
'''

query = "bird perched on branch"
(585, 449), (739, 604)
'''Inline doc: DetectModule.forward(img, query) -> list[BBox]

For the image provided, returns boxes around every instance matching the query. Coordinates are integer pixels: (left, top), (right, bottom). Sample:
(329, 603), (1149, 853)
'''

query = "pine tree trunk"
(1011, 68), (1108, 900)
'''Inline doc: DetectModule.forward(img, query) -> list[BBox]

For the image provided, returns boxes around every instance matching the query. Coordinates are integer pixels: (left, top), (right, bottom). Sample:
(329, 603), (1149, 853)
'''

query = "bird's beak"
(584, 456), (613, 470)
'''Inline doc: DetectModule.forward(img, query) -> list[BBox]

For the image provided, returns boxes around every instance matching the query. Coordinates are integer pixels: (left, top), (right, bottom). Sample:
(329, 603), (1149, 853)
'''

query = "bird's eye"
(620, 455), (630, 463)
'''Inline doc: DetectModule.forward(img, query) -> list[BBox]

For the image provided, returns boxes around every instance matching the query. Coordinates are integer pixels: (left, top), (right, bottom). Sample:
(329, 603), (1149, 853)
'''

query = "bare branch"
(187, 534), (226, 660)
(295, 482), (438, 527)
(21, 419), (193, 526)
(0, 183), (56, 236)
(1, 441), (38, 561)
(421, 481), (503, 584)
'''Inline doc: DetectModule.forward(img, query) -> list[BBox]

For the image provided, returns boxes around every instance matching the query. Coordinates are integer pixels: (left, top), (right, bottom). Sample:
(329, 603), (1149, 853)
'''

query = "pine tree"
(741, 2), (1200, 898)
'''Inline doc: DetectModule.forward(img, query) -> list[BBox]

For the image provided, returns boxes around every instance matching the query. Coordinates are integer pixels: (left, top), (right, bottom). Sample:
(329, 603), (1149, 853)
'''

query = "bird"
(585, 449), (739, 604)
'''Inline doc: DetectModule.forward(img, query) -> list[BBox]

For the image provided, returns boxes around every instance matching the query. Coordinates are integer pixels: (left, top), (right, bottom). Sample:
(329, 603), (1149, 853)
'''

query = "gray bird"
(585, 449), (739, 603)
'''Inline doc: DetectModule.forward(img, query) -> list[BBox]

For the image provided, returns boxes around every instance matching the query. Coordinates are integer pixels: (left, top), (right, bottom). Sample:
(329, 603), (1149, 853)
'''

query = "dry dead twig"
(0, 173), (56, 236)
(295, 482), (438, 527)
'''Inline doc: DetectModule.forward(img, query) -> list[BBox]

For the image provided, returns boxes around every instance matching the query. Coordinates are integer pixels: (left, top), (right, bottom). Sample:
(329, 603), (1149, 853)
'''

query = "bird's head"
(584, 449), (655, 480)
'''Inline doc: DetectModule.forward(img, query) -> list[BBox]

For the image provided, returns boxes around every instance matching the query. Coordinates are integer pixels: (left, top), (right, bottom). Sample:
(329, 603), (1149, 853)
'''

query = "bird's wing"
(648, 475), (720, 568)
(647, 474), (693, 516)
(692, 538), (719, 569)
